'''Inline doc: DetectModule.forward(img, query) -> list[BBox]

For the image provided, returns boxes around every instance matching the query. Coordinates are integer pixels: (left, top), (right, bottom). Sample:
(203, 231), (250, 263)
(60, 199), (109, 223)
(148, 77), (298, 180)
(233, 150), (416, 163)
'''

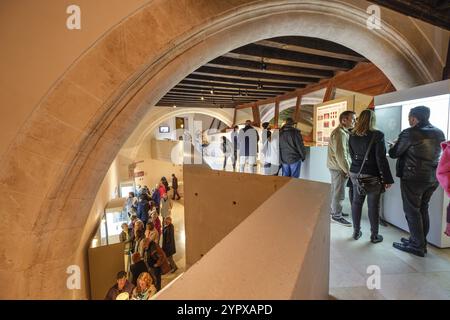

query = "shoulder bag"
(355, 133), (384, 195)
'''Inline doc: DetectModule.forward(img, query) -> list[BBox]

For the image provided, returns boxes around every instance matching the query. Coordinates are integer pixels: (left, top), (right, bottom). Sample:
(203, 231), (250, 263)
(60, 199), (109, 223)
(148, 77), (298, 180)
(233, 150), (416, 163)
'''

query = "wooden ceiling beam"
(157, 103), (235, 108)
(169, 88), (277, 98)
(206, 56), (333, 78)
(194, 66), (321, 83)
(231, 44), (356, 71)
(186, 74), (305, 88)
(175, 84), (286, 95)
(165, 92), (274, 100)
(235, 62), (394, 110)
(179, 79), (297, 91)
(259, 37), (367, 62)
(223, 52), (344, 71)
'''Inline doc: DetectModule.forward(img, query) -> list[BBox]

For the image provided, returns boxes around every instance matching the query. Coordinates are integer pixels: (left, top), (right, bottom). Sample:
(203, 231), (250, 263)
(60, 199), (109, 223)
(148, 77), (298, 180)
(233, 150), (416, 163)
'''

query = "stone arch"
(0, 0), (439, 298)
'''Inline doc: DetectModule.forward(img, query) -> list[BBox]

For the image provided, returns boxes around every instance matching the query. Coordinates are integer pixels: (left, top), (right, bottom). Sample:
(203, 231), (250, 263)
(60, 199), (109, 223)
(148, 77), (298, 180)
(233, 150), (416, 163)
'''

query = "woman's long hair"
(136, 272), (153, 294)
(352, 109), (376, 136)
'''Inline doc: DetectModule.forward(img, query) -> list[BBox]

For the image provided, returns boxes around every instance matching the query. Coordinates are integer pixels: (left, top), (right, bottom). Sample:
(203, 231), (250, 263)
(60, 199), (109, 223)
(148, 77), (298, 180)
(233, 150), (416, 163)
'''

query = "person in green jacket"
(327, 111), (356, 227)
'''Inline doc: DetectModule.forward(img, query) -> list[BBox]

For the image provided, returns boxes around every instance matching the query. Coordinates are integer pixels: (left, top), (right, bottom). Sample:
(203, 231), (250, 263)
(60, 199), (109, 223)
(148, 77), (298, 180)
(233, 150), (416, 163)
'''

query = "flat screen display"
(159, 126), (170, 133)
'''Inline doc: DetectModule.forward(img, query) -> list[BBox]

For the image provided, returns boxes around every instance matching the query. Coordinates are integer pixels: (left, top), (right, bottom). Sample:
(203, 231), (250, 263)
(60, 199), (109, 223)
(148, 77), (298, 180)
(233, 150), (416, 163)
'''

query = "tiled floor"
(164, 189), (450, 299)
(330, 201), (450, 300)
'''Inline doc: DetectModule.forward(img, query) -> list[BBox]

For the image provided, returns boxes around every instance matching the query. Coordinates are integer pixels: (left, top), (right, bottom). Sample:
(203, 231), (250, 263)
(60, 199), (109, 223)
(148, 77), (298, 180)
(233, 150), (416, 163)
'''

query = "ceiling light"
(210, 89), (214, 95)
(201, 96), (205, 101)
(261, 57), (267, 71)
(173, 105), (177, 108)
(257, 81), (263, 90)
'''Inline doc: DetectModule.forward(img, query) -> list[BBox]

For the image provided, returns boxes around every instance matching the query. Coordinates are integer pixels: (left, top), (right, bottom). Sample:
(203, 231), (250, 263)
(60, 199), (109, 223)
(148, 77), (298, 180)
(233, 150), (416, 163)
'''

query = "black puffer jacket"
(388, 123), (445, 182)
(279, 124), (306, 164)
(349, 130), (394, 184)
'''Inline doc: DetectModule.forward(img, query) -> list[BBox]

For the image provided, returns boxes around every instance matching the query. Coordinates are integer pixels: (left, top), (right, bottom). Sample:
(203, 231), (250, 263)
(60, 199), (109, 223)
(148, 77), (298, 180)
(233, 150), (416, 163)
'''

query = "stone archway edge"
(0, 0), (435, 298)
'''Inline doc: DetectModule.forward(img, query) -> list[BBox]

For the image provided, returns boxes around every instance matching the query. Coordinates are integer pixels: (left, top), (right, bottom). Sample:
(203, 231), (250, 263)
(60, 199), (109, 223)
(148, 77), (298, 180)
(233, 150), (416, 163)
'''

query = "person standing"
(390, 106), (446, 257)
(137, 194), (150, 229)
(151, 211), (162, 243)
(231, 125), (239, 171)
(158, 181), (166, 198)
(437, 140), (450, 237)
(133, 228), (146, 259)
(119, 223), (133, 273)
(238, 120), (259, 174)
(268, 128), (280, 176)
(145, 222), (159, 245)
(162, 216), (178, 273)
(279, 118), (306, 178)
(129, 252), (149, 286)
(160, 193), (173, 224)
(171, 173), (181, 200)
(145, 240), (171, 291)
(152, 187), (161, 215)
(126, 192), (138, 217)
(349, 109), (394, 243)
(221, 136), (232, 171)
(261, 122), (272, 175)
(327, 111), (356, 227)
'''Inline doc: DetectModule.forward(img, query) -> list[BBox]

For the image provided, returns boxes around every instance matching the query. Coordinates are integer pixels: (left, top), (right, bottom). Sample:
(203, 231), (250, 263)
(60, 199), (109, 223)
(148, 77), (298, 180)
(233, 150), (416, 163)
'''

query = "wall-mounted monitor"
(159, 126), (170, 133)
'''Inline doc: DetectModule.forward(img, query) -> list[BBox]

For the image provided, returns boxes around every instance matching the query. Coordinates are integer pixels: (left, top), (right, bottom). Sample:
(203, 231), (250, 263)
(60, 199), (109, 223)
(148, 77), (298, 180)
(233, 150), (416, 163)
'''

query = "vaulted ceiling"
(156, 36), (368, 108)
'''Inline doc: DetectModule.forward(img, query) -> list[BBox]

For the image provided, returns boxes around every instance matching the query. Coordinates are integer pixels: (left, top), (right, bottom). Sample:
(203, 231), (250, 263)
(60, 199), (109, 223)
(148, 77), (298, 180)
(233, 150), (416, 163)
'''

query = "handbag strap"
(357, 132), (376, 178)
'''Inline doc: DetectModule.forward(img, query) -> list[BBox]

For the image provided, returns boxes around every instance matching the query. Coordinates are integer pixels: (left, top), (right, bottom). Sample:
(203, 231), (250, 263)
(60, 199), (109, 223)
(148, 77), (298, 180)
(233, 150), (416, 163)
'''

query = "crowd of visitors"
(327, 106), (448, 257)
(220, 106), (449, 257)
(221, 118), (305, 177)
(106, 174), (181, 300)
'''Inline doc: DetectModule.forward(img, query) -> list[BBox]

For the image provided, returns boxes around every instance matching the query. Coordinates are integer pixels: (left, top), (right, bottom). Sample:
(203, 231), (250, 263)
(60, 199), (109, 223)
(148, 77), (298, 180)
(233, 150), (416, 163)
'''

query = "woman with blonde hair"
(131, 272), (157, 300)
(348, 109), (394, 243)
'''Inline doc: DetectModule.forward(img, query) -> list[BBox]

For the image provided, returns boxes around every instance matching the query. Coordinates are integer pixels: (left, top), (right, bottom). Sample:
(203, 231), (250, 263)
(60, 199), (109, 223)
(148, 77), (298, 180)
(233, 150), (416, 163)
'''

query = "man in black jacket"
(279, 118), (306, 178)
(389, 106), (445, 257)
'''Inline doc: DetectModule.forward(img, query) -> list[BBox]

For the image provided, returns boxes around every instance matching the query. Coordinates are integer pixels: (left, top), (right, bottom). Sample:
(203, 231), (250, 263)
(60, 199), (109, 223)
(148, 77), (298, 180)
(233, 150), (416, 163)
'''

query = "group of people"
(105, 174), (181, 300)
(221, 118), (306, 177)
(327, 106), (449, 257)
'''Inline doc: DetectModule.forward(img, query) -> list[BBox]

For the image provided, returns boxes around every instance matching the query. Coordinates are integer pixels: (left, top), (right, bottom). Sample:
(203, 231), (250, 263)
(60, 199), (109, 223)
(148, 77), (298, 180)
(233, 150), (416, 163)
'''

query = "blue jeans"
(281, 161), (302, 178)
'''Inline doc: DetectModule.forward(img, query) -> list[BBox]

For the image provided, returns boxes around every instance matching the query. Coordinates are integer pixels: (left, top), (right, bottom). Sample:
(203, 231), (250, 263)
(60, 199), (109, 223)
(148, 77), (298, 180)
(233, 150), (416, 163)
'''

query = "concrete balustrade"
(157, 165), (331, 299)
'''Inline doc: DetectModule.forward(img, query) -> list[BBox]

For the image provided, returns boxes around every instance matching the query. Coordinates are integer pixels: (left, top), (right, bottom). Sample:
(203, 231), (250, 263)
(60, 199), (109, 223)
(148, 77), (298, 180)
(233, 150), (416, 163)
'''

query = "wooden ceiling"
(156, 36), (368, 108)
(368, 0), (450, 30)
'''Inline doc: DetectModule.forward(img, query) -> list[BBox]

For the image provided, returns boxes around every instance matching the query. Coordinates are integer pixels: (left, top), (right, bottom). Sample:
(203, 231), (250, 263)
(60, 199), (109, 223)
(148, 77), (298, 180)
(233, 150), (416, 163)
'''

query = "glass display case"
(91, 197), (128, 248)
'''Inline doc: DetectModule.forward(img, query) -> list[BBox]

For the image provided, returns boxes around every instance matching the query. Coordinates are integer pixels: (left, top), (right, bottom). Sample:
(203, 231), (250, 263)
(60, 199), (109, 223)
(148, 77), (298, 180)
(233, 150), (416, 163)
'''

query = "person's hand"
(384, 184), (392, 189)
